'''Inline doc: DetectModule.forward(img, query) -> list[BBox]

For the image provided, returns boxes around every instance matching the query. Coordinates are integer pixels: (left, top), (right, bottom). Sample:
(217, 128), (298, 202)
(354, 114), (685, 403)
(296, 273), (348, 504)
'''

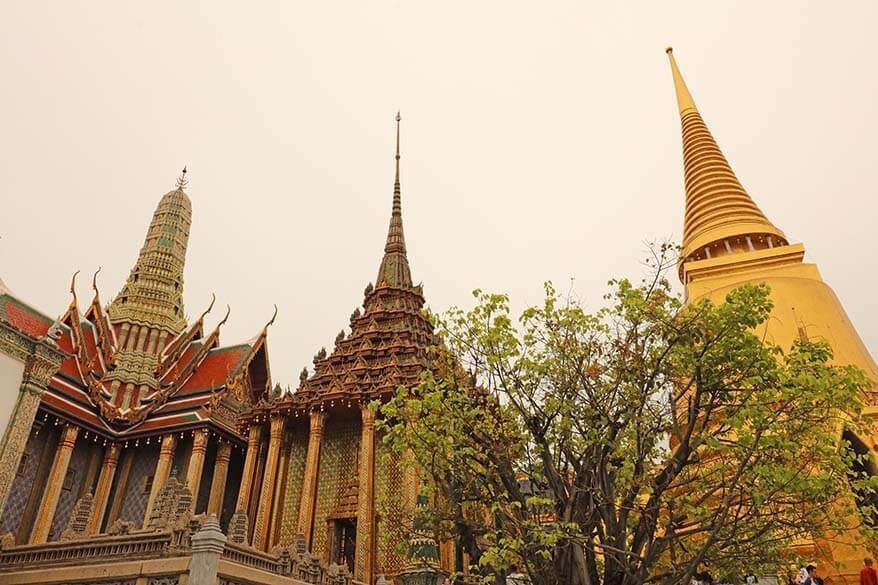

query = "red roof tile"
(162, 344), (201, 383)
(177, 346), (248, 394)
(2, 298), (51, 337)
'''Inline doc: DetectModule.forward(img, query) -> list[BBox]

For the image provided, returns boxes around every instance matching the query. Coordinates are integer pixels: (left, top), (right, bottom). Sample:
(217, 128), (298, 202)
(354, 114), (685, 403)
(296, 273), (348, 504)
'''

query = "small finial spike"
(393, 112), (402, 203)
(176, 166), (189, 190)
(665, 48), (697, 115)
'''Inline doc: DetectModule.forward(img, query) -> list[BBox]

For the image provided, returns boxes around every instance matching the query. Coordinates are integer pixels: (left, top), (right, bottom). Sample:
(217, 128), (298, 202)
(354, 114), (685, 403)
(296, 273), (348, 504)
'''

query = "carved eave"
(228, 329), (271, 405)
(0, 317), (67, 376)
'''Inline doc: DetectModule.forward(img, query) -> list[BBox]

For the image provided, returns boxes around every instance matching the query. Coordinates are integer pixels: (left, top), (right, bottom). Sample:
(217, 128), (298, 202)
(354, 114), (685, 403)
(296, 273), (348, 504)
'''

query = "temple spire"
(666, 47), (697, 115)
(107, 171), (192, 336)
(376, 112), (413, 288)
(665, 48), (788, 269)
(394, 111), (401, 198)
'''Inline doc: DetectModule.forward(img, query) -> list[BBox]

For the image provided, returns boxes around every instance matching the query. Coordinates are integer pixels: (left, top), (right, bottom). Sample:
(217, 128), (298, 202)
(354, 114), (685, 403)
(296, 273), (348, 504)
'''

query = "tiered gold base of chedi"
(667, 49), (878, 583)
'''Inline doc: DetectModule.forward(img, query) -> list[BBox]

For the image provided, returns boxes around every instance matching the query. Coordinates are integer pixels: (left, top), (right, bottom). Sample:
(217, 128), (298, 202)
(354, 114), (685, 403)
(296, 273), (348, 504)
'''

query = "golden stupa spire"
(376, 112), (413, 288)
(107, 169), (192, 336)
(666, 48), (788, 267)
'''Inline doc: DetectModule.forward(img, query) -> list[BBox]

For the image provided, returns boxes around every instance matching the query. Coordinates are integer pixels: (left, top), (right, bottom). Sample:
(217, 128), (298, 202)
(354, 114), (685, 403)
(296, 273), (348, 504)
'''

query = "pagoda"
(240, 114), (448, 582)
(666, 48), (878, 580)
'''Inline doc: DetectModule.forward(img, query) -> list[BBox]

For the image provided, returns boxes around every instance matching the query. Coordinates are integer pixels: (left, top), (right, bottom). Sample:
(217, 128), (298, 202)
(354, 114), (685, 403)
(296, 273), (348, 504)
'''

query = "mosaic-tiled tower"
(105, 170), (192, 406)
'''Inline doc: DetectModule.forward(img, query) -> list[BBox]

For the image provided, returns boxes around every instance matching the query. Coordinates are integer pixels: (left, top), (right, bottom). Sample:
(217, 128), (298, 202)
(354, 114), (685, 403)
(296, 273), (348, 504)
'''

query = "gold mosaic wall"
(375, 435), (407, 576)
(278, 422), (309, 545)
(310, 418), (359, 560)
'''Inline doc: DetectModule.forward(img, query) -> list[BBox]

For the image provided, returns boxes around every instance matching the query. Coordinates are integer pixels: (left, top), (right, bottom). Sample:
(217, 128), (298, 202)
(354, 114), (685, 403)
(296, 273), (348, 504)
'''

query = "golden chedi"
(667, 48), (878, 582)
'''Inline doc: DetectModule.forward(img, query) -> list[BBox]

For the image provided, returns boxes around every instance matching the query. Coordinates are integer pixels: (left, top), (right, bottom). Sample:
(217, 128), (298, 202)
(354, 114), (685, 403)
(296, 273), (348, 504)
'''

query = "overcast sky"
(1, 1), (875, 387)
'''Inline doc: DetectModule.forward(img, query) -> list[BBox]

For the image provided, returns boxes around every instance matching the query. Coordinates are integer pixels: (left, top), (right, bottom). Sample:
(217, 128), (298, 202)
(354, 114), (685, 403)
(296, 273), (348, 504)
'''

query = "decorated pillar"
(186, 429), (209, 511)
(30, 424), (79, 543)
(270, 432), (291, 547)
(297, 410), (326, 545)
(253, 415), (285, 550)
(0, 338), (65, 516)
(89, 443), (121, 533)
(143, 434), (177, 523)
(207, 440), (232, 516)
(355, 404), (377, 583)
(235, 424), (264, 516)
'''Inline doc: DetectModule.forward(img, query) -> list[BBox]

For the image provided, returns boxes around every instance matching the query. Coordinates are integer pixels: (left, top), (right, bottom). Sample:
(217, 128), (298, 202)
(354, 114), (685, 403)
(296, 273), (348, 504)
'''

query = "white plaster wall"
(0, 353), (25, 438)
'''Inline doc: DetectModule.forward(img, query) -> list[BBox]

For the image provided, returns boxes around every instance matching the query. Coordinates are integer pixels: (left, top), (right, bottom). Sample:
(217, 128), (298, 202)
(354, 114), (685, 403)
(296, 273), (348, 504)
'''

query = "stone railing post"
(189, 514), (227, 585)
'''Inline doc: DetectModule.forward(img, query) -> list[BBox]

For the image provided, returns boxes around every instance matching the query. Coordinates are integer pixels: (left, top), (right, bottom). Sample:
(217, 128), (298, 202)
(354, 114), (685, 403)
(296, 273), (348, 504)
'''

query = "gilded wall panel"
(0, 426), (47, 534)
(310, 418), (359, 560)
(375, 434), (407, 576)
(49, 436), (91, 540)
(117, 444), (159, 527)
(278, 422), (308, 545)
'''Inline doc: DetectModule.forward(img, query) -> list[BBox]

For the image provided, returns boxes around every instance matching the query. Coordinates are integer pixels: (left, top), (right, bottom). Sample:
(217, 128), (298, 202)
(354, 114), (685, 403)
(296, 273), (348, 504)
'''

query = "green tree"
(378, 250), (875, 585)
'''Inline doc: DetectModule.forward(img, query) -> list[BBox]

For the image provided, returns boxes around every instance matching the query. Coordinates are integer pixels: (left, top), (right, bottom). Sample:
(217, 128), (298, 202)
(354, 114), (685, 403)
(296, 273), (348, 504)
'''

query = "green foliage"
(378, 248), (875, 585)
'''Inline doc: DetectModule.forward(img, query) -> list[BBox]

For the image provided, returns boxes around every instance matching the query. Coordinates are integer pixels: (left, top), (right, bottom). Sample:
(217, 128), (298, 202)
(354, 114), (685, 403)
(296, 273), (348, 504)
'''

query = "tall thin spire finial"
(394, 112), (401, 209)
(665, 47), (697, 115)
(176, 166), (188, 190)
(376, 111), (412, 288)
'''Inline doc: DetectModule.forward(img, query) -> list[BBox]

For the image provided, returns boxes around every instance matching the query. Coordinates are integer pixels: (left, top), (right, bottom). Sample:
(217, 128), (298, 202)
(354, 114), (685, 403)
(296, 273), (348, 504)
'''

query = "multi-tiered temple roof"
(248, 114), (437, 420)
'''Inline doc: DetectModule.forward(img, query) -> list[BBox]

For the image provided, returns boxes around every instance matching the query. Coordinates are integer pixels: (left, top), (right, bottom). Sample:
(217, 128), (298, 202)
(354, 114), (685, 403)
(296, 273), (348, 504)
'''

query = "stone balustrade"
(0, 489), (365, 585)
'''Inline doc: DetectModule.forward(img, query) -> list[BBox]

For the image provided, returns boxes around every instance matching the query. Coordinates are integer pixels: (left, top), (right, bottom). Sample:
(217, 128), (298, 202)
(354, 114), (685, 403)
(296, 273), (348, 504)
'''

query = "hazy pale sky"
(1, 1), (875, 387)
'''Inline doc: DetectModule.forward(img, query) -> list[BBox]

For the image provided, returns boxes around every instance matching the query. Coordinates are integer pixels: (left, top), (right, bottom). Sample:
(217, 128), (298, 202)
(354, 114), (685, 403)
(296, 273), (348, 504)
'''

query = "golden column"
(297, 411), (326, 545)
(186, 430), (209, 511)
(30, 424), (79, 543)
(270, 434), (291, 547)
(235, 424), (264, 517)
(89, 443), (121, 533)
(355, 405), (377, 583)
(253, 415), (285, 550)
(207, 441), (232, 516)
(0, 339), (65, 516)
(143, 434), (177, 523)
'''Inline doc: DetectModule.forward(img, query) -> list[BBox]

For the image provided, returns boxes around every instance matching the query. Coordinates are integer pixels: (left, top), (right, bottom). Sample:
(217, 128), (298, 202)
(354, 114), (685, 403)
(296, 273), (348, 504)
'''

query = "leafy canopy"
(378, 257), (874, 585)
